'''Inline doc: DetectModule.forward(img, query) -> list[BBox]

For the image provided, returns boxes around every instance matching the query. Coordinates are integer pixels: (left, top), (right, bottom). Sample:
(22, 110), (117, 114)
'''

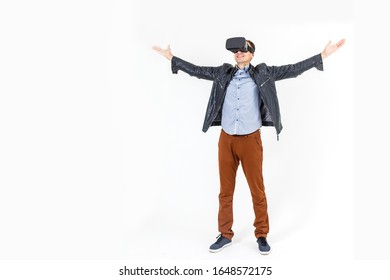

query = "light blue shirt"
(221, 65), (262, 135)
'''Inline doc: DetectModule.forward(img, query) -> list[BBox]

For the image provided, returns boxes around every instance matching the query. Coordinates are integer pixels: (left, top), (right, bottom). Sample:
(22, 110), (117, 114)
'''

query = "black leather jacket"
(171, 53), (323, 138)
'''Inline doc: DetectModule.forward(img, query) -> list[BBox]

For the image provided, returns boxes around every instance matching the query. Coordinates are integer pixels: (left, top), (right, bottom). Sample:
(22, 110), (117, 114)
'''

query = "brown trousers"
(218, 129), (269, 240)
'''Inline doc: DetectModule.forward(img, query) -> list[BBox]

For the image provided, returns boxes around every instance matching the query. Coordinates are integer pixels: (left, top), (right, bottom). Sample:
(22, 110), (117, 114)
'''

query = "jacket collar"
(247, 64), (255, 74)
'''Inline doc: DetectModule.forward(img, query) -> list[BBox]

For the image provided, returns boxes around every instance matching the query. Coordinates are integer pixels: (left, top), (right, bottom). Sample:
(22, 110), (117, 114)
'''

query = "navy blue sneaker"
(209, 234), (232, 253)
(257, 237), (271, 255)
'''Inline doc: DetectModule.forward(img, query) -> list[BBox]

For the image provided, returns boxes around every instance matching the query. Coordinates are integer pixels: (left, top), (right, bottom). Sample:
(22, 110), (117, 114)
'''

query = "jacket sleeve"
(267, 53), (323, 81)
(171, 56), (222, 81)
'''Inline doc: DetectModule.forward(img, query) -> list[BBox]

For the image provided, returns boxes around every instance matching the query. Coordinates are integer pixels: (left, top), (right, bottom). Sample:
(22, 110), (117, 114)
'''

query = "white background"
(0, 0), (389, 279)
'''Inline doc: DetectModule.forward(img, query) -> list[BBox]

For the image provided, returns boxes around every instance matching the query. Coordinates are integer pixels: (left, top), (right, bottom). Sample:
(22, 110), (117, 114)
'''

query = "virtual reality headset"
(226, 37), (255, 53)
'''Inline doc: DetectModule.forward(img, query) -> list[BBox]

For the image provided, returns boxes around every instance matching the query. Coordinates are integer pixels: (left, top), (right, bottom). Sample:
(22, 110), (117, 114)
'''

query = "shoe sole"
(259, 249), (271, 255)
(209, 242), (232, 253)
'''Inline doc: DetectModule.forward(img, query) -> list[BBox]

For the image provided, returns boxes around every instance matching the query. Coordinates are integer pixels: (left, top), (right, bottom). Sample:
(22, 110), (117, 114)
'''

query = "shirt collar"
(235, 64), (250, 73)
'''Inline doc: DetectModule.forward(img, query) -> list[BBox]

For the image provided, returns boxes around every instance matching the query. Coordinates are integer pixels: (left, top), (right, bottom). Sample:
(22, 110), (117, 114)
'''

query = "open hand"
(321, 39), (346, 59)
(153, 45), (173, 61)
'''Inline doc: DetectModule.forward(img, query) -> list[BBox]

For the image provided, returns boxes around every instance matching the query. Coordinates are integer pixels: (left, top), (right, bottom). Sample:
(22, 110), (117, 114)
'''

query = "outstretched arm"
(321, 39), (346, 60)
(267, 38), (346, 81)
(152, 44), (222, 81)
(153, 45), (173, 61)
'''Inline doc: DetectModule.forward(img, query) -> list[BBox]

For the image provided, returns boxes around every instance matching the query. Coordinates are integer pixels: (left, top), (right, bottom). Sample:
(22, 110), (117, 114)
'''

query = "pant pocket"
(253, 134), (263, 151)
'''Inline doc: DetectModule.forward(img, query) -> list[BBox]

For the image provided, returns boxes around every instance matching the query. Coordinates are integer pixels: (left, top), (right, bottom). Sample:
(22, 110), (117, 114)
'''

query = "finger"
(152, 46), (161, 51)
(336, 39), (346, 48)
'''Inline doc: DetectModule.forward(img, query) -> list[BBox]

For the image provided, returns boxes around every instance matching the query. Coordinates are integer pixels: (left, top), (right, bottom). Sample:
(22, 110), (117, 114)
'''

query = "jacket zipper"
(260, 78), (270, 87)
(216, 77), (223, 89)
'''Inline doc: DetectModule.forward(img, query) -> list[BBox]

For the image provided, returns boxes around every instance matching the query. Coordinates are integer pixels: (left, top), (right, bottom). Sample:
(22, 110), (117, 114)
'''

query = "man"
(153, 37), (345, 255)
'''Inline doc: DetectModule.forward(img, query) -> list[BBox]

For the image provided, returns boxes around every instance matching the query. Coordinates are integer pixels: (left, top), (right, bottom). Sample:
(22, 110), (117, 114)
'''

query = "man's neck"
(236, 63), (250, 70)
